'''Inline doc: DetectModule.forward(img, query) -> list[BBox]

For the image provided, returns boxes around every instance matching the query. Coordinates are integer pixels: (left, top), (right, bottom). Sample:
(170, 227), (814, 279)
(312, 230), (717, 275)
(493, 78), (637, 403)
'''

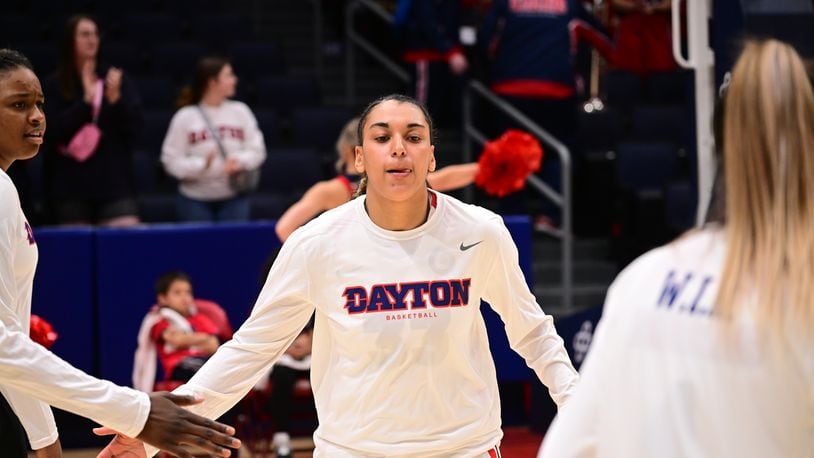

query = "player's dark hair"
(155, 271), (192, 296)
(353, 94), (434, 197)
(0, 49), (34, 76)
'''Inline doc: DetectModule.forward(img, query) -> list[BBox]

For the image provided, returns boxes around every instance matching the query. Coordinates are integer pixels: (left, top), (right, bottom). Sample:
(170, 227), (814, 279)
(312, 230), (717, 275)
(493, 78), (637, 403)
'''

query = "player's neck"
(364, 189), (430, 231)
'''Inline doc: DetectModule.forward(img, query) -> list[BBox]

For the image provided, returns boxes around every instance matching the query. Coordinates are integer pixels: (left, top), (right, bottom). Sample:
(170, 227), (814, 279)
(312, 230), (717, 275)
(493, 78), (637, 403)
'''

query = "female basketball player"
(112, 94), (578, 457)
(0, 48), (239, 458)
(539, 39), (814, 457)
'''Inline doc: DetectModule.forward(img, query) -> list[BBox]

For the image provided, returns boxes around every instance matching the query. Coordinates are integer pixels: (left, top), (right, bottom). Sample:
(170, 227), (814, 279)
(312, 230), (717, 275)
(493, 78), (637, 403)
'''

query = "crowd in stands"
(2, 0), (689, 259)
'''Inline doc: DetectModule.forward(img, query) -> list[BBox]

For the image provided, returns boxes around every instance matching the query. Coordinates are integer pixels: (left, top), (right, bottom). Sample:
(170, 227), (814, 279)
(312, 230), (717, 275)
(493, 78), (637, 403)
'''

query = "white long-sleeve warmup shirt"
(0, 170), (151, 445)
(540, 229), (814, 458)
(165, 191), (578, 457)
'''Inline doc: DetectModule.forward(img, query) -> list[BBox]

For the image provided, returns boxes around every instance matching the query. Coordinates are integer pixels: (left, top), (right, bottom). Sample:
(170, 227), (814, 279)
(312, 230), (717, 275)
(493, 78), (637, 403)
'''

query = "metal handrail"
(343, 0), (573, 307)
(345, 0), (410, 106)
(463, 81), (573, 308)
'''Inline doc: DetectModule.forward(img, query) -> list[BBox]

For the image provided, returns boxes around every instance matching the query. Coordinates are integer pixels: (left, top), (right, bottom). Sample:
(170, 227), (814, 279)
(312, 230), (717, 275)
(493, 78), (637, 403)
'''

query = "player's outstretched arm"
(96, 392), (241, 458)
(427, 163), (479, 192)
(139, 392), (240, 456)
(275, 180), (347, 242)
(93, 391), (240, 458)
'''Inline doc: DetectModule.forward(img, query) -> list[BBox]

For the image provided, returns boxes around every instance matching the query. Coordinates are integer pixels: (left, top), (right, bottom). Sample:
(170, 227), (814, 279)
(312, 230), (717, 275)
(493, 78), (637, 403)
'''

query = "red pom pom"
(474, 129), (544, 197)
(30, 314), (58, 349)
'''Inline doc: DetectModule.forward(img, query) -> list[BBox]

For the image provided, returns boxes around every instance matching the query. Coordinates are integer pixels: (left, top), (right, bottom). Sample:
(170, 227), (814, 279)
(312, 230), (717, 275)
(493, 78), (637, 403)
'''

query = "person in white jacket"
(161, 56), (266, 223)
(0, 48), (240, 458)
(539, 39), (814, 458)
(108, 93), (579, 457)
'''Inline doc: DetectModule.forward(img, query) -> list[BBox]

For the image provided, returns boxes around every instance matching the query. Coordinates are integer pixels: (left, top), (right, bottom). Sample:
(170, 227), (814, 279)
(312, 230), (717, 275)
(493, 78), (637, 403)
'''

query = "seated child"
(145, 271), (221, 385)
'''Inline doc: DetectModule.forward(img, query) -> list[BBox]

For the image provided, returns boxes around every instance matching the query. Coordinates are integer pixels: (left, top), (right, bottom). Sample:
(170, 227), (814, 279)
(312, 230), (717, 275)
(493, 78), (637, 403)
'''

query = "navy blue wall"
(31, 217), (535, 387)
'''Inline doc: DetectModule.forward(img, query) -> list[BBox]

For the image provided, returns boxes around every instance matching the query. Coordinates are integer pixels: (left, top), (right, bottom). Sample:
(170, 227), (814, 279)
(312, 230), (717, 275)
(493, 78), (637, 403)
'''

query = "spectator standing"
(394, 0), (470, 127)
(42, 14), (143, 227)
(609, 0), (676, 75)
(161, 56), (266, 223)
(479, 0), (610, 221)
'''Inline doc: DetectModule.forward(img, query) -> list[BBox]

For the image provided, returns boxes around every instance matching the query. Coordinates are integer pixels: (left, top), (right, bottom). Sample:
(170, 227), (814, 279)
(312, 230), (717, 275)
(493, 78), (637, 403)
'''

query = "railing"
(463, 81), (573, 308)
(343, 0), (573, 308)
(345, 0), (410, 106)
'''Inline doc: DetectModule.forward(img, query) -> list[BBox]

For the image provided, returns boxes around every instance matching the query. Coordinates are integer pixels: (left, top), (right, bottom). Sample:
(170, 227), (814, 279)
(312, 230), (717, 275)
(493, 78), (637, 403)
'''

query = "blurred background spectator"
(161, 56), (266, 223)
(42, 14), (143, 227)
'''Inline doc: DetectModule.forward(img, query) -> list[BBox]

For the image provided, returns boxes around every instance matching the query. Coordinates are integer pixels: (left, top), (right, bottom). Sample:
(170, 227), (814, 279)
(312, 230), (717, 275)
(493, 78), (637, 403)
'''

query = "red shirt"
(150, 311), (219, 378)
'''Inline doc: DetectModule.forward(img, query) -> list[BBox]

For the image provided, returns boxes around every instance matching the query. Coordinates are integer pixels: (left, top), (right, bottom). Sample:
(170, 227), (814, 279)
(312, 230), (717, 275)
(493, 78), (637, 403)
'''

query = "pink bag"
(61, 80), (103, 162)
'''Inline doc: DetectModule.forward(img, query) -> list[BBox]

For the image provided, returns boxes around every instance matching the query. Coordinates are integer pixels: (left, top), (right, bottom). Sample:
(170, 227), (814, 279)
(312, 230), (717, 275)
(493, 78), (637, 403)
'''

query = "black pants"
(169, 356), (209, 382)
(267, 365), (310, 432)
(0, 391), (28, 457)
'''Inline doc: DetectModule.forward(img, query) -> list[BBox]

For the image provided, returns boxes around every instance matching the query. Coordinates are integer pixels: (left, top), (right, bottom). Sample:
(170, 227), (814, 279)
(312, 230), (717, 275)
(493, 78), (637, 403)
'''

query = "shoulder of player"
(437, 191), (498, 223)
(612, 228), (724, 292)
(0, 172), (20, 222)
(286, 199), (358, 246)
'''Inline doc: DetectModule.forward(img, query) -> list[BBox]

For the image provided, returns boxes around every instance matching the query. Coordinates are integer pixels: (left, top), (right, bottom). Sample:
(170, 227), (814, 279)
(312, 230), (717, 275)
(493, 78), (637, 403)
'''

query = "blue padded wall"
(95, 223), (281, 386)
(31, 217), (535, 388)
(31, 229), (96, 374)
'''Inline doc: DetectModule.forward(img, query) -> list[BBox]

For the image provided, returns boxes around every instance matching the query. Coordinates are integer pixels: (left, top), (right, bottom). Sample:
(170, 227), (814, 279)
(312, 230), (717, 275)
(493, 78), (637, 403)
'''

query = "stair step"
(533, 238), (611, 260)
(533, 284), (608, 310)
(533, 260), (618, 285)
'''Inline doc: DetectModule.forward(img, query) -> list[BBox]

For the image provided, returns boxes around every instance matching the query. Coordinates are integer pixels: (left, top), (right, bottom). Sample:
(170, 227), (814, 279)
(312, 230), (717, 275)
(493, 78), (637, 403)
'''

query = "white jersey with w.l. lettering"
(172, 190), (578, 457)
(540, 229), (814, 458)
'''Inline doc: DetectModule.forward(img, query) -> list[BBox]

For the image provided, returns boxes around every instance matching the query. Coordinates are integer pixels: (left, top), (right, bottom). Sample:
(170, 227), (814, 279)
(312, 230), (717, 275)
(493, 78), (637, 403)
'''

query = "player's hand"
(139, 392), (240, 457)
(34, 439), (62, 458)
(94, 427), (146, 458)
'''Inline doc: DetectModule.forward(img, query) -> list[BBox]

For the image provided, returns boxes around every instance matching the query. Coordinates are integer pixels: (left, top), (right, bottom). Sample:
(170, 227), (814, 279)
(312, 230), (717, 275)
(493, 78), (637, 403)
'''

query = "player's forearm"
(428, 163), (479, 192)
(0, 326), (150, 437)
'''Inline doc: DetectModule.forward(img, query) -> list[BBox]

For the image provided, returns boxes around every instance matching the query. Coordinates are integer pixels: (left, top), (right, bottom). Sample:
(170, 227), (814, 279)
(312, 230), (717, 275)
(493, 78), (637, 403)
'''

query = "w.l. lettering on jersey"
(657, 270), (715, 316)
(343, 278), (472, 314)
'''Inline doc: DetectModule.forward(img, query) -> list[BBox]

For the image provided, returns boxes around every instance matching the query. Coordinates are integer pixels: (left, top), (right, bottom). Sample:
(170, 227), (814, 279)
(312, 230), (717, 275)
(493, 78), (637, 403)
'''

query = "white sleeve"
(537, 265), (636, 458)
(481, 217), (579, 408)
(171, 232), (316, 419)
(0, 215), (58, 449)
(1, 385), (57, 450)
(161, 111), (208, 180)
(229, 105), (266, 170)
(0, 200), (150, 440)
(0, 324), (151, 438)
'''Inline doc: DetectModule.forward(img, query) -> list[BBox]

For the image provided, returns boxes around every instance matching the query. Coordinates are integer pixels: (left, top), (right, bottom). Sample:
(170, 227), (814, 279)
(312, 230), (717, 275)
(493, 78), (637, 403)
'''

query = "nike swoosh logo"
(459, 241), (483, 251)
